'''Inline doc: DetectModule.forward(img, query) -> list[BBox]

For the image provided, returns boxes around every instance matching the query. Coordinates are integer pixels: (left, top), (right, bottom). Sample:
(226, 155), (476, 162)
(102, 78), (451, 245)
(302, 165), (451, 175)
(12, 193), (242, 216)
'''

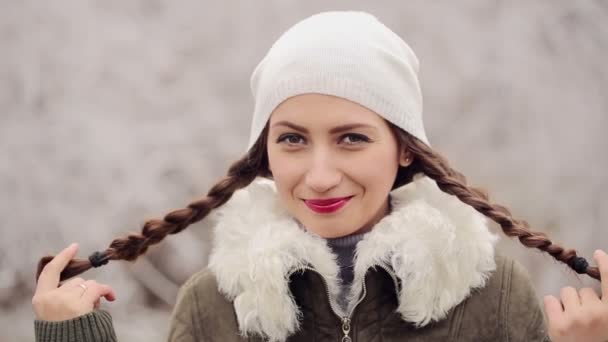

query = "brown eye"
(277, 133), (305, 145)
(341, 133), (370, 145)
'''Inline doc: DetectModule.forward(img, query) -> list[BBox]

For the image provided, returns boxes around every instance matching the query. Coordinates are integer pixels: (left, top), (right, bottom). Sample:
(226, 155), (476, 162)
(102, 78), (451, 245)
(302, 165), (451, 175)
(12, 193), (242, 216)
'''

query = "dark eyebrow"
(271, 121), (377, 134)
(328, 123), (378, 134)
(271, 121), (309, 133)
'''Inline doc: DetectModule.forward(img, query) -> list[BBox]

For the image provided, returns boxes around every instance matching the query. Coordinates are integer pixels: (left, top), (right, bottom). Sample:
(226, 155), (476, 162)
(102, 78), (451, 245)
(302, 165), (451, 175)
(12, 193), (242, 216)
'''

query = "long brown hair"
(35, 122), (600, 282)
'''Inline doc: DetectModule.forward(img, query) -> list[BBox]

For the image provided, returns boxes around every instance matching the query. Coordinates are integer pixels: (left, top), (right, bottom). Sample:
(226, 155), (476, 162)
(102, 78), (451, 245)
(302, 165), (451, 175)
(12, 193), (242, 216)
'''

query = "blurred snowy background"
(1, 0), (607, 340)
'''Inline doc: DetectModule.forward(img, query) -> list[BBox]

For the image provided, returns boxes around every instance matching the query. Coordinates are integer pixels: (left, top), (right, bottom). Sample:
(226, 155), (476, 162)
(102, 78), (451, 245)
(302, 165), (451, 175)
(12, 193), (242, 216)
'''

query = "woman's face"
(267, 93), (412, 238)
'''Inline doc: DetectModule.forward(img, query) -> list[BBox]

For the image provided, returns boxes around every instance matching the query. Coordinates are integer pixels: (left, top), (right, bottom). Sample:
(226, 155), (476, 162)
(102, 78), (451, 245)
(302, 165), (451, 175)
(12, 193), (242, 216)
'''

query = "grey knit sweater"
(34, 309), (117, 342)
(326, 231), (366, 312)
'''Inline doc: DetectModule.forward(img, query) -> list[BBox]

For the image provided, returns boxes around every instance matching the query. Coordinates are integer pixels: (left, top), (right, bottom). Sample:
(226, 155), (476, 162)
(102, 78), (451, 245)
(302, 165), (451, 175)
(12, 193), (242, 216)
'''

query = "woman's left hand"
(543, 249), (608, 342)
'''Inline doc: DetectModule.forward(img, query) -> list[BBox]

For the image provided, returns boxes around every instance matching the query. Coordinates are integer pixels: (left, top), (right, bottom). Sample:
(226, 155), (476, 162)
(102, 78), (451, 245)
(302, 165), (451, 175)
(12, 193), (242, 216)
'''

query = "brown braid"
(35, 120), (600, 283)
(389, 123), (600, 281)
(35, 127), (271, 283)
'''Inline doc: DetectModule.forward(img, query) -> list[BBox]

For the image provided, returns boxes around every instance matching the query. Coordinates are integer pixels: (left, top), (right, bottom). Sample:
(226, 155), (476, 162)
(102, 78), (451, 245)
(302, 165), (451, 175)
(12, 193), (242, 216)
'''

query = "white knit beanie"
(247, 10), (430, 150)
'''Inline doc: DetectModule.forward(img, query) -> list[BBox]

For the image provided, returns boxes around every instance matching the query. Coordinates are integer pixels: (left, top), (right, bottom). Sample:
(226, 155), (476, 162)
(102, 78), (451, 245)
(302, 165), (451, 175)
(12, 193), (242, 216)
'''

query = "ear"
(399, 148), (413, 167)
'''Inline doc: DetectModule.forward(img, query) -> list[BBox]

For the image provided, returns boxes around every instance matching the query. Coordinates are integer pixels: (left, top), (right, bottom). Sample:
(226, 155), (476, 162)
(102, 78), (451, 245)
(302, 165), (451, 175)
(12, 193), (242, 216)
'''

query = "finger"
(579, 287), (601, 305)
(560, 286), (581, 311)
(76, 282), (89, 297)
(58, 277), (85, 289)
(93, 298), (100, 309)
(36, 243), (79, 293)
(81, 281), (117, 305)
(61, 278), (96, 298)
(593, 249), (608, 300)
(543, 295), (564, 324)
(61, 278), (89, 298)
(75, 279), (97, 298)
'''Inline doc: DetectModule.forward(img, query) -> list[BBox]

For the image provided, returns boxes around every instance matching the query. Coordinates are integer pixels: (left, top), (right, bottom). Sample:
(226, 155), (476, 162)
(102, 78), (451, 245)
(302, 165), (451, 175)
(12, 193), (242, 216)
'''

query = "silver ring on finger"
(78, 283), (88, 296)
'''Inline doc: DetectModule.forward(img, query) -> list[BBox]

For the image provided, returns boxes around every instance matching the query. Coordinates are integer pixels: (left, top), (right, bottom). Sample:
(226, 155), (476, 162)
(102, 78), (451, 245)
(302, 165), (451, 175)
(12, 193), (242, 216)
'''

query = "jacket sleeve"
(34, 309), (118, 342)
(167, 268), (242, 342)
(167, 273), (204, 342)
(504, 258), (552, 342)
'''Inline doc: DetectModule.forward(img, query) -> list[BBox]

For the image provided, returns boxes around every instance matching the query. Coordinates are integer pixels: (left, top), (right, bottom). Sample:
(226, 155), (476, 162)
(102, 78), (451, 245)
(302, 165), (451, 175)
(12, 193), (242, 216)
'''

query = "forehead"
(268, 93), (386, 128)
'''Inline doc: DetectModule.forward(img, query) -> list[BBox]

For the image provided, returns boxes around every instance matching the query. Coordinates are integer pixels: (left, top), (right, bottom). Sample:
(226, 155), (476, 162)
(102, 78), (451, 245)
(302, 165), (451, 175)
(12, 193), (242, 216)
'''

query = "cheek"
(348, 148), (400, 186)
(267, 150), (302, 189)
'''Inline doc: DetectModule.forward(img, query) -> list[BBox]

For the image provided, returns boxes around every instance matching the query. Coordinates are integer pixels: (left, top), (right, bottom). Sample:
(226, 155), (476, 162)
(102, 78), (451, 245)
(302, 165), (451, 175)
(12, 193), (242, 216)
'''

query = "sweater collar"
(326, 229), (366, 248)
(207, 175), (498, 342)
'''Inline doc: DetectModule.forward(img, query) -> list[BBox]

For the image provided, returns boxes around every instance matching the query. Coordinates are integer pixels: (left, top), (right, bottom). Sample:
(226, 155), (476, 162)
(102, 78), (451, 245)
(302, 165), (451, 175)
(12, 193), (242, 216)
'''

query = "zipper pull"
(341, 317), (352, 342)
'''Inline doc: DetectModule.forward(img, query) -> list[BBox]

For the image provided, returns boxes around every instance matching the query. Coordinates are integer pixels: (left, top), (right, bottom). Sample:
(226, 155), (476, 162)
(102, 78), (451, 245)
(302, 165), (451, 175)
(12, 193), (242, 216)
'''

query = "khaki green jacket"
(167, 253), (549, 341)
(35, 177), (551, 341)
(34, 253), (549, 341)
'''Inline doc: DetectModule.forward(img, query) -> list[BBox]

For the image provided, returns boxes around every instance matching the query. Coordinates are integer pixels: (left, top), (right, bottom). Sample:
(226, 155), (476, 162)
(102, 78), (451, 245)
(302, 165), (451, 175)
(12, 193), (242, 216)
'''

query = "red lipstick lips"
(304, 196), (353, 214)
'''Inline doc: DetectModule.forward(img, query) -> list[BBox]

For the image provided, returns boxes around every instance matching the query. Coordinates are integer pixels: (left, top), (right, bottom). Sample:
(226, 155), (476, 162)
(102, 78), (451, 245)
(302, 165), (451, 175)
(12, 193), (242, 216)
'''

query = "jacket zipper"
(291, 263), (399, 342)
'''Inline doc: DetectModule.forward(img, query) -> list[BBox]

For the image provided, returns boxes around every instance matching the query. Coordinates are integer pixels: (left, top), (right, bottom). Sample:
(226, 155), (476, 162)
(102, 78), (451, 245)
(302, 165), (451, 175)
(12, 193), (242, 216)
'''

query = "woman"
(32, 11), (607, 342)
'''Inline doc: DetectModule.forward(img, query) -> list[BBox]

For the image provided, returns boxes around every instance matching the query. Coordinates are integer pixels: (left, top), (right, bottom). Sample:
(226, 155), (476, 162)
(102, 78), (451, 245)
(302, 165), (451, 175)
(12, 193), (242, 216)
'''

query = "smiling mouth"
(303, 196), (354, 214)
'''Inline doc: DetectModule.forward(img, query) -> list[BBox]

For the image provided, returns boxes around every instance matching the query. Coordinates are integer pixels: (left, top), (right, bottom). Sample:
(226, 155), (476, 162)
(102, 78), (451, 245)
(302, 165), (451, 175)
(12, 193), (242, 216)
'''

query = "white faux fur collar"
(207, 175), (498, 341)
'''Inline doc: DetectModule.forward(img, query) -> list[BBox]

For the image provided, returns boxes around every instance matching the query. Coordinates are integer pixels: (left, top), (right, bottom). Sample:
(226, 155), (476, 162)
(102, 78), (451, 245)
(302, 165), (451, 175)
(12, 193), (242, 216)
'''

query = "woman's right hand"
(32, 243), (117, 321)
(544, 249), (608, 342)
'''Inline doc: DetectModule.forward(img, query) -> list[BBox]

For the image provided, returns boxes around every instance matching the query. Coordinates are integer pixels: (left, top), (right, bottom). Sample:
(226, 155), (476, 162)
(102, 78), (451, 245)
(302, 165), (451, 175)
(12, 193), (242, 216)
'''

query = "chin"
(301, 220), (357, 238)
(324, 231), (357, 238)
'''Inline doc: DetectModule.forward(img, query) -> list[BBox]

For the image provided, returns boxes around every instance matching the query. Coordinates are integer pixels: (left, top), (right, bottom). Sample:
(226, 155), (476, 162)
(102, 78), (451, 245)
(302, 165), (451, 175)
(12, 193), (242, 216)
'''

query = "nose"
(304, 150), (342, 194)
